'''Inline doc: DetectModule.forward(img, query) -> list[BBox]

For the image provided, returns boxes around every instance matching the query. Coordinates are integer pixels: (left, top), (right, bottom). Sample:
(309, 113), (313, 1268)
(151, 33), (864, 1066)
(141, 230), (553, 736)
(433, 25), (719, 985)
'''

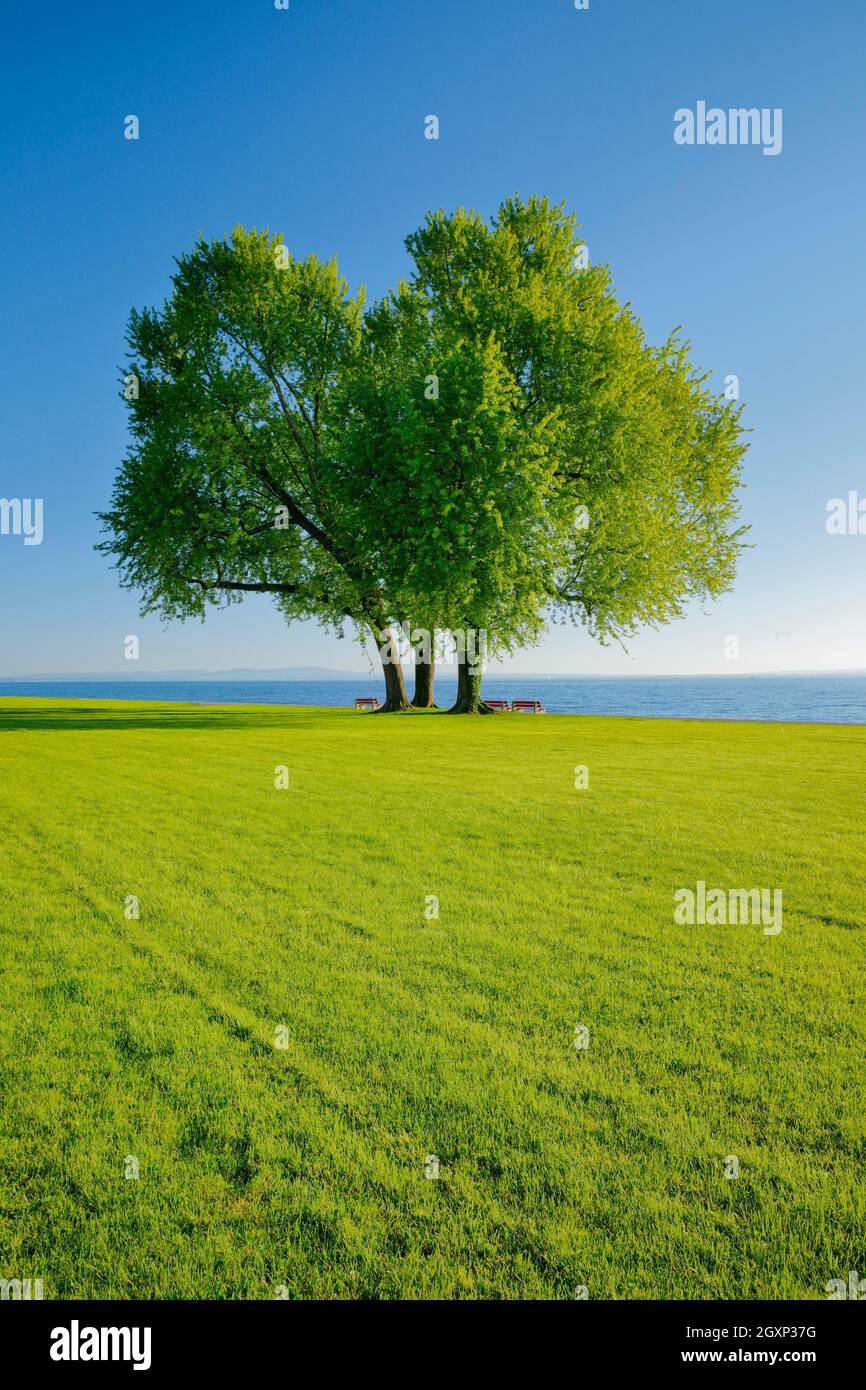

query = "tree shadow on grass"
(0, 701), (350, 733)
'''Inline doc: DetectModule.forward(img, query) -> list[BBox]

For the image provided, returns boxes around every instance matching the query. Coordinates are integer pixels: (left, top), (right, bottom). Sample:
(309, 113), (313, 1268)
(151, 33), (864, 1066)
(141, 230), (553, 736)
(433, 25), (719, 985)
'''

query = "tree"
(98, 227), (414, 710)
(380, 196), (749, 708)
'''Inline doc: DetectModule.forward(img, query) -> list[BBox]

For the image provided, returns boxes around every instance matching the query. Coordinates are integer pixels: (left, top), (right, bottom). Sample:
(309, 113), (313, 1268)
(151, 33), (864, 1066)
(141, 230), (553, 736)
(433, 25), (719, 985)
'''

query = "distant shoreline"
(2, 670), (865, 684)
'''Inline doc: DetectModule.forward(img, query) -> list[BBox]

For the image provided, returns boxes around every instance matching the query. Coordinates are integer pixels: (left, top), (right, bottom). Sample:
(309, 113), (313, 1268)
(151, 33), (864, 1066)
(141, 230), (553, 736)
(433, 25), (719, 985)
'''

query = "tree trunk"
(448, 627), (494, 713)
(411, 654), (437, 708)
(372, 624), (411, 712)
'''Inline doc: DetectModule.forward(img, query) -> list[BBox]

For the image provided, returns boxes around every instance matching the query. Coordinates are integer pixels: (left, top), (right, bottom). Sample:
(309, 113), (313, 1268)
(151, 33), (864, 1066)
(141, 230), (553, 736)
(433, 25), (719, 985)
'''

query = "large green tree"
(98, 227), (415, 710)
(357, 196), (749, 710)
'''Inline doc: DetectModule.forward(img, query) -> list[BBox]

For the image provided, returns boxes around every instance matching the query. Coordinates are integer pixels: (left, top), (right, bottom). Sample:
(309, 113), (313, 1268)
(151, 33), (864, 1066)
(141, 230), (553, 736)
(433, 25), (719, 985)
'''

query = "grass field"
(0, 696), (864, 1300)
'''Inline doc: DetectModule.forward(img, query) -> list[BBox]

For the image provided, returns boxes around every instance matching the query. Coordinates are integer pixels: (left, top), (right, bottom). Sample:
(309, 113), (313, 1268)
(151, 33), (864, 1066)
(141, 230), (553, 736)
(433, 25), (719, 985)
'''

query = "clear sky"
(1, 0), (864, 676)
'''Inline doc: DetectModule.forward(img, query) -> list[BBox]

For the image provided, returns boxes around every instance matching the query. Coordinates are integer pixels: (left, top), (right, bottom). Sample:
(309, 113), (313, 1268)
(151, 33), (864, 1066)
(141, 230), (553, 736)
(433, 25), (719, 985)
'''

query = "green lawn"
(0, 697), (863, 1300)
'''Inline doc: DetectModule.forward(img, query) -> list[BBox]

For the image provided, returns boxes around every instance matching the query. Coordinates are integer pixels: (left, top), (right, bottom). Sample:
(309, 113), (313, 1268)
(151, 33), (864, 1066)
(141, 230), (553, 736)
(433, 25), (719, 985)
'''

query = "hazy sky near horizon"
(1, 0), (864, 677)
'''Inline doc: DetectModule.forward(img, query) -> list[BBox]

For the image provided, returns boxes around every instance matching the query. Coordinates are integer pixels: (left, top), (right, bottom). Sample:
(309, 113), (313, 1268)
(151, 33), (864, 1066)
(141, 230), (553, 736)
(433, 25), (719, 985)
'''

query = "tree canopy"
(403, 199), (747, 641)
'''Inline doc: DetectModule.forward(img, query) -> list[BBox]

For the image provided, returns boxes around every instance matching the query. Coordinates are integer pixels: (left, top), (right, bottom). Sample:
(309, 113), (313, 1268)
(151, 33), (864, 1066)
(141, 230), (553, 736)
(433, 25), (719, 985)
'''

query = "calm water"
(1, 674), (866, 723)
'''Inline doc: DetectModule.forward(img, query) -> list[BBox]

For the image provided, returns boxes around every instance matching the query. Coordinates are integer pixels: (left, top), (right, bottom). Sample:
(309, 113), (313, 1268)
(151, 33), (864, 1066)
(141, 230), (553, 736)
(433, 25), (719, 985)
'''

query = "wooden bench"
(485, 699), (511, 712)
(511, 699), (546, 714)
(355, 696), (381, 710)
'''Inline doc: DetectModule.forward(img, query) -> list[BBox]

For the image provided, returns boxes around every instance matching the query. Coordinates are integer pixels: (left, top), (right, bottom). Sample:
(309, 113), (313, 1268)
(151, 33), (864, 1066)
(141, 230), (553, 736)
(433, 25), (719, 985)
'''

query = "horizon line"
(1, 667), (865, 682)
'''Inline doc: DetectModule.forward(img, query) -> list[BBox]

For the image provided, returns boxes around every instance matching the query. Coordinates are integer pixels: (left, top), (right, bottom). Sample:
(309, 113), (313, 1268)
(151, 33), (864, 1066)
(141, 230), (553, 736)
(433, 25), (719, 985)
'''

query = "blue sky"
(1, 0), (864, 676)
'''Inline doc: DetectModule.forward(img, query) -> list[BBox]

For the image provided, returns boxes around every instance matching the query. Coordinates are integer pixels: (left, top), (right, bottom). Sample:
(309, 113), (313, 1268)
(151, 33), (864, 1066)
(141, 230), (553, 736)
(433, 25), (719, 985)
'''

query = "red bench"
(511, 699), (546, 714)
(355, 696), (381, 710)
(485, 699), (511, 712)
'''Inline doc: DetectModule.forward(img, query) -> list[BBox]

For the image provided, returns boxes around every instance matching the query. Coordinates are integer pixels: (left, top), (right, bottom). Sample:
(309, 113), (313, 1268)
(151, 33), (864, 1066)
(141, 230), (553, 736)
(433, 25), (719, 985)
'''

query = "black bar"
(1, 1298), (859, 1375)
